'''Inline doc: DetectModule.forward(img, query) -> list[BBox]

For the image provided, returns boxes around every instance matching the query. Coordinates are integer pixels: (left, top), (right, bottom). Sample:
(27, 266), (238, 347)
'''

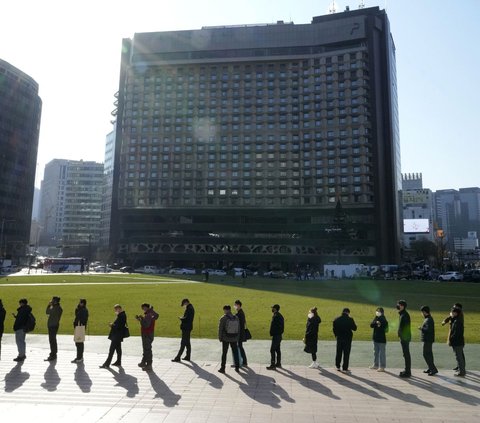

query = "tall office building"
(0, 59), (42, 261)
(39, 159), (104, 253)
(110, 6), (401, 268)
(100, 128), (116, 246)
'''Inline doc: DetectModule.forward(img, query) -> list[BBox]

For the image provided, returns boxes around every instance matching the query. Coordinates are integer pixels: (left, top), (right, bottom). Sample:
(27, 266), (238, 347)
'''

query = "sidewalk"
(0, 335), (479, 422)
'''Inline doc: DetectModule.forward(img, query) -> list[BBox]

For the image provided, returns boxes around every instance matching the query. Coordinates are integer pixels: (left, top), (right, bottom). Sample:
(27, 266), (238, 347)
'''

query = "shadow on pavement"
(108, 367), (139, 398)
(276, 367), (341, 400)
(224, 366), (295, 409)
(349, 372), (433, 407)
(146, 370), (181, 407)
(319, 368), (387, 400)
(74, 363), (92, 393)
(403, 374), (480, 406)
(41, 361), (61, 392)
(4, 363), (30, 392)
(183, 361), (223, 389)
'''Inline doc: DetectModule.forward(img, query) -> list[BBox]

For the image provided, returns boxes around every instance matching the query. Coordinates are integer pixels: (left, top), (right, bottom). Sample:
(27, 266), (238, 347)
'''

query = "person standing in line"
(13, 298), (32, 362)
(397, 300), (412, 378)
(72, 299), (88, 363)
(172, 298), (195, 362)
(234, 299), (248, 367)
(442, 302), (465, 371)
(100, 304), (128, 368)
(267, 304), (284, 370)
(0, 299), (6, 360)
(419, 305), (438, 376)
(369, 307), (388, 372)
(333, 308), (357, 373)
(304, 307), (321, 369)
(449, 306), (466, 377)
(218, 305), (240, 373)
(136, 303), (159, 371)
(45, 296), (63, 361)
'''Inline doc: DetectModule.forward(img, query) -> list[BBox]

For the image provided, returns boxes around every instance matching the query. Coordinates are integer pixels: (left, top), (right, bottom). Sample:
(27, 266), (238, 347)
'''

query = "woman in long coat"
(304, 307), (321, 368)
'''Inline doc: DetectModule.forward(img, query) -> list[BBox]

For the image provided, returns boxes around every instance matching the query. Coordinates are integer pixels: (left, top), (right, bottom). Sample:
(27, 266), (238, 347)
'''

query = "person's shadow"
(74, 363), (92, 393)
(41, 361), (61, 392)
(183, 361), (223, 389)
(4, 363), (30, 392)
(108, 367), (139, 398)
(349, 372), (433, 408)
(276, 367), (341, 400)
(146, 370), (181, 407)
(319, 368), (386, 400)
(227, 367), (295, 409)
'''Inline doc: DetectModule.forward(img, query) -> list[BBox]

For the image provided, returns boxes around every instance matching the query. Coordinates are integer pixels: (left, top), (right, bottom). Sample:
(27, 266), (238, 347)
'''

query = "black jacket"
(398, 309), (412, 342)
(420, 314), (435, 343)
(180, 304), (194, 332)
(74, 306), (89, 327)
(333, 313), (357, 340)
(46, 303), (63, 328)
(0, 305), (6, 335)
(108, 311), (127, 342)
(449, 315), (465, 347)
(236, 308), (247, 342)
(370, 315), (389, 343)
(13, 304), (32, 331)
(305, 315), (321, 343)
(270, 311), (284, 337)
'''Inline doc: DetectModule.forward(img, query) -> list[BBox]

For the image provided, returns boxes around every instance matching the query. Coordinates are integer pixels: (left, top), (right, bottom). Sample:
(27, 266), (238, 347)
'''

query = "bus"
(43, 257), (85, 273)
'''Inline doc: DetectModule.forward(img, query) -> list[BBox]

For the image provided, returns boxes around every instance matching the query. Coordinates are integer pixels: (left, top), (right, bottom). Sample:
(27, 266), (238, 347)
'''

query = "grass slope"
(1, 274), (478, 342)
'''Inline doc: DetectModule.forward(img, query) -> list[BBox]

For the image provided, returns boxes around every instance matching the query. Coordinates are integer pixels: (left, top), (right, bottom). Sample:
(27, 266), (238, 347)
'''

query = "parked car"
(263, 270), (286, 279)
(462, 269), (480, 282)
(120, 266), (134, 273)
(202, 269), (227, 276)
(94, 265), (112, 273)
(134, 265), (158, 274)
(169, 267), (196, 275)
(438, 271), (463, 281)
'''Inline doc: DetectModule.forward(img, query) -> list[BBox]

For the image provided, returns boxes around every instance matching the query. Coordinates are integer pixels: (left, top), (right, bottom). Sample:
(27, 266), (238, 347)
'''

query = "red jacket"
(140, 308), (159, 335)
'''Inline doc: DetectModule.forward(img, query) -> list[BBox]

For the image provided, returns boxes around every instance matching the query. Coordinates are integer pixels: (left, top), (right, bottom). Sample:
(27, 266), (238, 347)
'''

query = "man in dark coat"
(449, 307), (466, 377)
(218, 305), (240, 373)
(172, 298), (195, 362)
(397, 299), (412, 377)
(45, 296), (63, 361)
(234, 299), (248, 366)
(136, 303), (159, 371)
(267, 304), (284, 370)
(0, 299), (5, 360)
(100, 304), (127, 368)
(420, 305), (438, 375)
(333, 307), (357, 372)
(13, 298), (32, 362)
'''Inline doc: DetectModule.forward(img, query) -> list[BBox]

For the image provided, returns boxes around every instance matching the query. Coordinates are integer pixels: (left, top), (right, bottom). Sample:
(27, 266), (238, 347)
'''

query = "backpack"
(226, 316), (239, 335)
(24, 312), (36, 333)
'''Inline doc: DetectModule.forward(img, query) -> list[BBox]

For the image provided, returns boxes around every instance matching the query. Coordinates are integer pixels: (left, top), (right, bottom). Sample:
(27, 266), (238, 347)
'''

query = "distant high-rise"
(39, 159), (104, 254)
(110, 6), (401, 267)
(0, 59), (42, 261)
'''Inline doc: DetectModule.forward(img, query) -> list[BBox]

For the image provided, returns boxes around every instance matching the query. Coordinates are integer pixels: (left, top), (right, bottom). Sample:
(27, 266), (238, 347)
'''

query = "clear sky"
(1, 0), (478, 191)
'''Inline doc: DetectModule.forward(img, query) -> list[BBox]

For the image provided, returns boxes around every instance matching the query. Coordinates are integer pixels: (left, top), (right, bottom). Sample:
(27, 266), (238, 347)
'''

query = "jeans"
(373, 342), (386, 368)
(176, 330), (191, 359)
(238, 340), (248, 365)
(423, 342), (437, 371)
(48, 326), (59, 356)
(452, 346), (466, 374)
(221, 341), (239, 370)
(15, 329), (26, 357)
(270, 335), (282, 366)
(401, 341), (411, 373)
(75, 342), (84, 360)
(335, 338), (352, 370)
(141, 333), (154, 365)
(104, 339), (122, 365)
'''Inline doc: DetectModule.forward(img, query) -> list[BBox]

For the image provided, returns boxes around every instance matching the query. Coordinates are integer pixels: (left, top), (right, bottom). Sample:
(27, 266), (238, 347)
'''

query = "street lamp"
(0, 218), (16, 258)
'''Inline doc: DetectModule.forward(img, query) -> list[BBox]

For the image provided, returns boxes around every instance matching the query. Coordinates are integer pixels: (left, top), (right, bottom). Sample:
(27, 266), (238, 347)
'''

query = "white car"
(438, 271), (463, 281)
(202, 269), (227, 276)
(169, 267), (196, 275)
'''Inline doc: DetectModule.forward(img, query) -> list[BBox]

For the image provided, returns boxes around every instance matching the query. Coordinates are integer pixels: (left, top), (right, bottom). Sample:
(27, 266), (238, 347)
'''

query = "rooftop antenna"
(329, 1), (337, 13)
(359, 0), (365, 8)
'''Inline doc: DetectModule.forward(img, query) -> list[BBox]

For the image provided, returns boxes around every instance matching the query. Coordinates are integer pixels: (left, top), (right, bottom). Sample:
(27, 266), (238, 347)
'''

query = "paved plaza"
(0, 335), (479, 422)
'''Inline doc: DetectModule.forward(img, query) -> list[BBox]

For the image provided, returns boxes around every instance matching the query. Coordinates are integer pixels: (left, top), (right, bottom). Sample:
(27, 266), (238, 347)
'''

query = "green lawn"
(1, 273), (478, 343)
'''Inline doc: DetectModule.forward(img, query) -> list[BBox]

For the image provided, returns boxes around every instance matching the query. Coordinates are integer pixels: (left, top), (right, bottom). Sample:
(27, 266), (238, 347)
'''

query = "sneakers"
(266, 365), (276, 370)
(428, 369), (438, 376)
(377, 368), (385, 372)
(342, 369), (351, 374)
(369, 365), (378, 370)
(454, 372), (466, 377)
(308, 361), (319, 369)
(71, 358), (83, 364)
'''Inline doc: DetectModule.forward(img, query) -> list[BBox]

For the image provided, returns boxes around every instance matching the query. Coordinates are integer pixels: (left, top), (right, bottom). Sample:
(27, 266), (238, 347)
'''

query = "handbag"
(74, 325), (86, 343)
(244, 328), (252, 340)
